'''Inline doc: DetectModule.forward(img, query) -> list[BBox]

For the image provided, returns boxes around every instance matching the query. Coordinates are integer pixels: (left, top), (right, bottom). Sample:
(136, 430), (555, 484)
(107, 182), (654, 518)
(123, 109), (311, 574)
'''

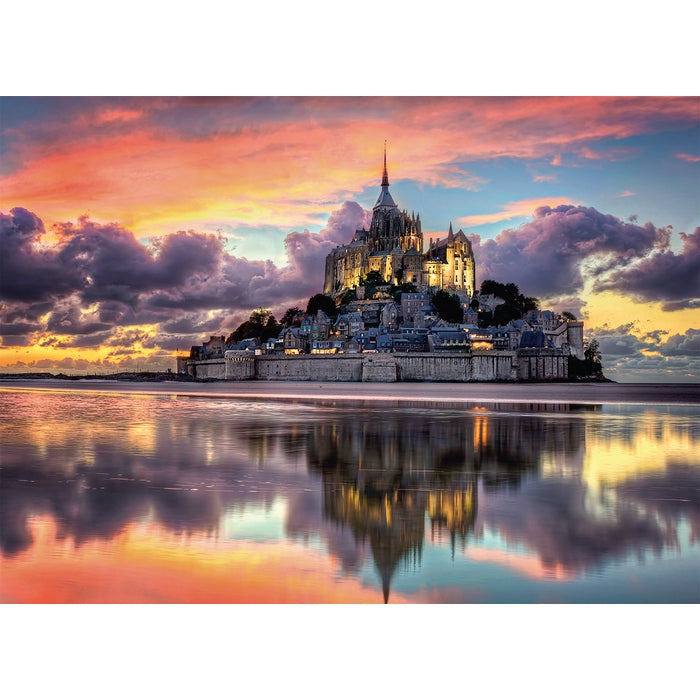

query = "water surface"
(1, 386), (698, 603)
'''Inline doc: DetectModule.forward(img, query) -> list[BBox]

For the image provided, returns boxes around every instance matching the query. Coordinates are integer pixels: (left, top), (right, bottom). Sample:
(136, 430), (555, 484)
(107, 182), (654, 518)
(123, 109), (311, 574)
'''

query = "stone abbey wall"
(211, 351), (568, 382)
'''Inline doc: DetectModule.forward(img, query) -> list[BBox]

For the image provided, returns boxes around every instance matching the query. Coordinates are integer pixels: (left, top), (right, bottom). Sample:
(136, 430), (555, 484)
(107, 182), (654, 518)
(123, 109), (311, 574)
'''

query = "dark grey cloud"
(0, 208), (83, 302)
(0, 321), (41, 335)
(45, 301), (112, 336)
(597, 333), (647, 358)
(0, 208), (225, 310)
(659, 328), (700, 356)
(589, 325), (700, 360)
(0, 333), (32, 347)
(469, 204), (668, 299)
(1, 301), (53, 323)
(56, 219), (224, 306)
(596, 228), (700, 310)
(160, 314), (229, 335)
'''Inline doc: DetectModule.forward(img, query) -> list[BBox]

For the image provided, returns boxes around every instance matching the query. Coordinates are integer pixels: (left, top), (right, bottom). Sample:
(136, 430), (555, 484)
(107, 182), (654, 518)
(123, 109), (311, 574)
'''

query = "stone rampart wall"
(517, 353), (568, 381)
(254, 355), (363, 382)
(201, 351), (569, 383)
(188, 358), (226, 380)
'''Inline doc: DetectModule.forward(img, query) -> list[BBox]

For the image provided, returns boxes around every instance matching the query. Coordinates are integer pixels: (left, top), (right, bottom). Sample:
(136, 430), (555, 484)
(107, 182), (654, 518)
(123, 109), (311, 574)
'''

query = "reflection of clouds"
(615, 464), (700, 544)
(2, 389), (697, 599)
(583, 410), (700, 489)
(478, 477), (685, 575)
(0, 391), (320, 555)
(473, 408), (700, 578)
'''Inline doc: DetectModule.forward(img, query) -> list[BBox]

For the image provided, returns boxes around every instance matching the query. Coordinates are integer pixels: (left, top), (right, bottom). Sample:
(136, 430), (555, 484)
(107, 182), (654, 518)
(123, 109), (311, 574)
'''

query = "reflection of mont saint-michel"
(304, 407), (586, 602)
(184, 149), (585, 382)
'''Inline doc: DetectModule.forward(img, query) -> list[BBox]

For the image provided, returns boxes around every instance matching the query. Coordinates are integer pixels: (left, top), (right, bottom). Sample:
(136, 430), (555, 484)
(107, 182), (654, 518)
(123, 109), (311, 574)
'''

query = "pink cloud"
(458, 197), (575, 227)
(676, 152), (700, 162)
(579, 145), (637, 161)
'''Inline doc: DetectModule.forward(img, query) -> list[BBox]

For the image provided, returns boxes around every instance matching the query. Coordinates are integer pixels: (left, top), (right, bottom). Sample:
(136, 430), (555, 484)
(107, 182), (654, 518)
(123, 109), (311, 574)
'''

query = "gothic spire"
(448, 221), (454, 242)
(374, 141), (397, 210)
(381, 140), (389, 187)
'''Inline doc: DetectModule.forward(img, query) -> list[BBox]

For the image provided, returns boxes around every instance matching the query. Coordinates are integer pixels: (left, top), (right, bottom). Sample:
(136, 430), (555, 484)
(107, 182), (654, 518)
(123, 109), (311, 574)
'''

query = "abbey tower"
(324, 148), (476, 298)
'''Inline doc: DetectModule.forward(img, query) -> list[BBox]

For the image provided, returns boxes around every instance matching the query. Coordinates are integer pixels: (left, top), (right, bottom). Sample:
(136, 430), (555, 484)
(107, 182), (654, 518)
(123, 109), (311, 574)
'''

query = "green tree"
(360, 270), (386, 300)
(249, 308), (272, 325)
(364, 270), (385, 285)
(570, 337), (604, 379)
(431, 290), (463, 323)
(480, 280), (512, 301)
(479, 279), (539, 322)
(340, 288), (357, 306)
(226, 308), (281, 345)
(280, 307), (303, 327)
(584, 338), (602, 365)
(306, 293), (337, 318)
(562, 311), (577, 321)
(389, 281), (417, 302)
(493, 303), (521, 326)
(521, 296), (539, 314)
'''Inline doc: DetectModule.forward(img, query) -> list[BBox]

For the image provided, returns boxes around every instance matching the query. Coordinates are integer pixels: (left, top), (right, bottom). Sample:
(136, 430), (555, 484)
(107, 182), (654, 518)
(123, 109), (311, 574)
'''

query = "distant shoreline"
(1, 376), (699, 406)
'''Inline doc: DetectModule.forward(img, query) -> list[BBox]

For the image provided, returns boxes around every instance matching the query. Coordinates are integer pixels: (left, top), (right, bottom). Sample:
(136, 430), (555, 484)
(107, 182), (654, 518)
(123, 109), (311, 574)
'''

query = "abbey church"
(324, 149), (476, 297)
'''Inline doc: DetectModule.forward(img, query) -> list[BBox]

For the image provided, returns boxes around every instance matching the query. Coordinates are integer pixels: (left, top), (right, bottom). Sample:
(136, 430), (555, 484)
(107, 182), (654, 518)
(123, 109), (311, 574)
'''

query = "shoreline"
(1, 378), (699, 406)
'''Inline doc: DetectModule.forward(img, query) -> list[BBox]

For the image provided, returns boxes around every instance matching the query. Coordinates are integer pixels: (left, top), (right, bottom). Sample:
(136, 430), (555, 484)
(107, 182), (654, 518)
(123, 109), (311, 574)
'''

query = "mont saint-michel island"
(180, 150), (598, 384)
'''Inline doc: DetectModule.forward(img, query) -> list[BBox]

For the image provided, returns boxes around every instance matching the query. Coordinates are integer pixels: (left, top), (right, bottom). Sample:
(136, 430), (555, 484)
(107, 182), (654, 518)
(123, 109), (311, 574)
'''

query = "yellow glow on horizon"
(584, 291), (697, 337)
(0, 324), (176, 372)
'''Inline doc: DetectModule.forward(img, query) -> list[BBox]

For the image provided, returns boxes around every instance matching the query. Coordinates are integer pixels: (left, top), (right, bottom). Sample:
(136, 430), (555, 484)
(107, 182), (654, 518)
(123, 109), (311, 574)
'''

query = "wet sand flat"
(2, 379), (699, 405)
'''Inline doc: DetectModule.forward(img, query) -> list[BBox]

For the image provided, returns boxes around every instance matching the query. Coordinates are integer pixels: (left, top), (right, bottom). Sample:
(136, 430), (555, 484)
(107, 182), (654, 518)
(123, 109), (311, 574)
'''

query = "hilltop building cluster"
(180, 150), (586, 382)
(185, 304), (582, 362)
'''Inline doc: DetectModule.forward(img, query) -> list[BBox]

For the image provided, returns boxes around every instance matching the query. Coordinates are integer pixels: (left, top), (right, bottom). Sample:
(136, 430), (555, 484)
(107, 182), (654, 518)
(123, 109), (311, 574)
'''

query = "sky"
(1, 95), (698, 381)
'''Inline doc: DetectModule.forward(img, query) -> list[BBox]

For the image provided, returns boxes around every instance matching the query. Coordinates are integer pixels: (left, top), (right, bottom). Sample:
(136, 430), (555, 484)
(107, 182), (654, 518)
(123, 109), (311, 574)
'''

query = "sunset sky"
(1, 96), (698, 381)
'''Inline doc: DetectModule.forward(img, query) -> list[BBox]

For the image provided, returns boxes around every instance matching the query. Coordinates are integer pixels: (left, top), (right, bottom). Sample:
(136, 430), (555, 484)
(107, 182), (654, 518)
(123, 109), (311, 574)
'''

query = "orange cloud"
(675, 152), (700, 162)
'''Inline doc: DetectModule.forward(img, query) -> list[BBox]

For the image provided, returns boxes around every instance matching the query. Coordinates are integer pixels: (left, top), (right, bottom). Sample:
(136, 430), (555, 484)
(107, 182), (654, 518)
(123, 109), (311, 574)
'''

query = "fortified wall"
(184, 350), (569, 382)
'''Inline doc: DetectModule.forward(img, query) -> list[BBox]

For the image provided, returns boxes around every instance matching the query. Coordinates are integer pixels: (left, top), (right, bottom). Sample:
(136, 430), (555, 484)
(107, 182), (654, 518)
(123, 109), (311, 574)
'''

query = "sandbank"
(1, 379), (699, 406)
